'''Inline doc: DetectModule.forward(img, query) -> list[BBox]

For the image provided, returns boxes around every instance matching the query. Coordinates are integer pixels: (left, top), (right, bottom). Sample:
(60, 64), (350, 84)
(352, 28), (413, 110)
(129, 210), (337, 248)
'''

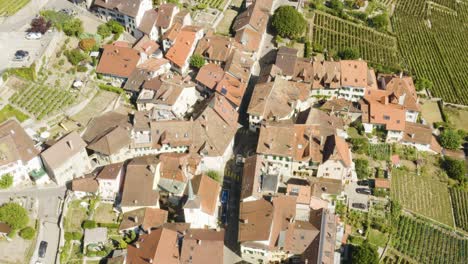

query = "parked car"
(352, 203), (367, 209)
(38, 241), (47, 258)
(357, 180), (369, 186)
(25, 32), (42, 40)
(356, 188), (372, 195)
(13, 50), (29, 61)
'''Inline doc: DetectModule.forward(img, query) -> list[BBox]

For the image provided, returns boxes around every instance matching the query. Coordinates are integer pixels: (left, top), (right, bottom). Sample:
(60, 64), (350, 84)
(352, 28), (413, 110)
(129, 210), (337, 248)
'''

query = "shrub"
(97, 223), (119, 228)
(77, 65), (88, 72)
(189, 54), (205, 69)
(29, 16), (51, 34)
(368, 13), (389, 31)
(415, 77), (433, 92)
(304, 40), (312, 58)
(272, 6), (307, 39)
(0, 203), (29, 230)
(19, 227), (36, 240)
(440, 129), (462, 150)
(349, 138), (369, 154)
(62, 18), (84, 37)
(442, 157), (466, 183)
(352, 242), (379, 264)
(0, 174), (13, 189)
(206, 170), (221, 182)
(355, 159), (370, 179)
(107, 20), (124, 35)
(97, 24), (111, 39)
(312, 42), (324, 53)
(98, 84), (125, 94)
(79, 38), (97, 52)
(64, 49), (88, 66)
(82, 220), (97, 229)
(338, 47), (360, 59)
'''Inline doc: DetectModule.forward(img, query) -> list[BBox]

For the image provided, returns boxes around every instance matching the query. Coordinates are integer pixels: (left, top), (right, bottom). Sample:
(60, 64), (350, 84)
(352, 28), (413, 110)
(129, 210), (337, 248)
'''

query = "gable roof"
(119, 207), (168, 231)
(127, 228), (179, 264)
(195, 34), (241, 62)
(275, 47), (298, 76)
(71, 176), (99, 193)
(94, 0), (145, 17)
(41, 132), (87, 170)
(87, 126), (130, 156)
(195, 63), (224, 90)
(402, 122), (432, 145)
(133, 35), (160, 55)
(384, 76), (420, 111)
(239, 199), (274, 241)
(0, 119), (38, 164)
(340, 60), (368, 87)
(138, 9), (158, 35)
(180, 229), (224, 264)
(322, 135), (352, 167)
(165, 27), (201, 68)
(96, 162), (124, 180)
(214, 72), (247, 107)
(156, 3), (178, 28)
(188, 174), (221, 216)
(241, 155), (263, 200)
(82, 111), (130, 143)
(97, 43), (140, 78)
(224, 49), (254, 81)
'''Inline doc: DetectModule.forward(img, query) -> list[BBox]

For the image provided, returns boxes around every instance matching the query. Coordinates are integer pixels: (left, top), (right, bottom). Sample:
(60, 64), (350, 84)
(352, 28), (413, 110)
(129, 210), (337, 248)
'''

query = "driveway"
(344, 181), (371, 212)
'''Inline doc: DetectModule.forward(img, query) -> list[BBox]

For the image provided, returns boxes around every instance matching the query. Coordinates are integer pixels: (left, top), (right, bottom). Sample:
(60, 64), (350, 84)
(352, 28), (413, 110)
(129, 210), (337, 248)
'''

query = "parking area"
(0, 31), (59, 73)
(345, 181), (372, 212)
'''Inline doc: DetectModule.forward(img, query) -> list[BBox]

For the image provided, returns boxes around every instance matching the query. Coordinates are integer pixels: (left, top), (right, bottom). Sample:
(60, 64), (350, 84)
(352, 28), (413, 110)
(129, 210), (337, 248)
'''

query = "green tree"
(442, 157), (466, 183)
(352, 242), (379, 264)
(206, 170), (221, 182)
(338, 47), (360, 59)
(64, 49), (88, 66)
(415, 77), (433, 92)
(0, 174), (13, 189)
(355, 159), (370, 179)
(189, 54), (205, 69)
(272, 6), (307, 39)
(440, 129), (462, 150)
(329, 0), (344, 11)
(107, 20), (124, 35)
(0, 203), (29, 230)
(62, 18), (83, 37)
(368, 13), (389, 31)
(97, 24), (111, 39)
(19, 226), (36, 240)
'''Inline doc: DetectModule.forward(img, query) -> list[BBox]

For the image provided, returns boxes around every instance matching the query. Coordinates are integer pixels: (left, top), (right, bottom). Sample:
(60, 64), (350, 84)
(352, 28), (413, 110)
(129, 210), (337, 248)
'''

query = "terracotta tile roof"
(163, 22), (182, 41)
(194, 35), (241, 62)
(162, 222), (191, 233)
(224, 49), (254, 81)
(195, 63), (224, 90)
(430, 136), (442, 154)
(402, 122), (432, 145)
(287, 183), (311, 204)
(207, 93), (239, 128)
(165, 27), (201, 68)
(310, 61), (341, 88)
(150, 120), (193, 149)
(215, 73), (247, 107)
(362, 89), (406, 131)
(340, 60), (368, 87)
(303, 108), (344, 136)
(190, 174), (221, 215)
(156, 3), (178, 29)
(180, 229), (224, 264)
(123, 68), (153, 92)
(138, 9), (158, 35)
(292, 58), (315, 83)
(239, 199), (273, 241)
(284, 220), (320, 254)
(247, 78), (309, 118)
(120, 156), (160, 208)
(94, 0), (145, 17)
(0, 119), (39, 164)
(41, 132), (87, 170)
(322, 135), (352, 167)
(268, 195), (297, 248)
(384, 76), (420, 111)
(232, 2), (270, 32)
(275, 47), (298, 76)
(127, 228), (179, 264)
(96, 162), (124, 180)
(374, 178), (390, 189)
(97, 43), (140, 78)
(159, 153), (190, 182)
(82, 111), (130, 143)
(321, 98), (361, 113)
(138, 58), (169, 72)
(133, 36), (160, 55)
(119, 208), (168, 231)
(258, 64), (282, 83)
(87, 126), (131, 156)
(71, 176), (99, 193)
(241, 155), (263, 200)
(235, 27), (262, 52)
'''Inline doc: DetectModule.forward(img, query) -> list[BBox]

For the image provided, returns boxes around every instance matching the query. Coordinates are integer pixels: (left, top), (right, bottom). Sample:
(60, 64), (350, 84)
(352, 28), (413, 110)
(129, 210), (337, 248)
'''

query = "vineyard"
(194, 0), (227, 9)
(391, 168), (454, 227)
(310, 11), (400, 68)
(390, 215), (467, 264)
(9, 83), (76, 120)
(450, 188), (468, 232)
(392, 0), (468, 105)
(0, 0), (30, 16)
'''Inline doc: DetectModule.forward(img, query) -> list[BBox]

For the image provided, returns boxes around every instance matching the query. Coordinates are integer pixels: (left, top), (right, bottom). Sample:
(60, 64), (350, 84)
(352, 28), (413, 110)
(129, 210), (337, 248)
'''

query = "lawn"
(0, 104), (29, 123)
(420, 100), (443, 126)
(390, 168), (454, 227)
(444, 106), (468, 131)
(93, 203), (118, 224)
(216, 9), (237, 36)
(367, 228), (388, 248)
(0, 0), (30, 16)
(65, 200), (89, 232)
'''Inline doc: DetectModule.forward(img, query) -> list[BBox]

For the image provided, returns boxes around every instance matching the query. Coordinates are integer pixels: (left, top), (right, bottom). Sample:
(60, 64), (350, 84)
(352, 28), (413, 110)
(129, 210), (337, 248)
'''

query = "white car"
(26, 32), (42, 40)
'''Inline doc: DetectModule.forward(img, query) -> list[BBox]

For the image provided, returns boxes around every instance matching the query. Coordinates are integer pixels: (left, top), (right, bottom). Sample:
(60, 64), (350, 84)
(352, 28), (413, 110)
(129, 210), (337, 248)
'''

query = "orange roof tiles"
(165, 27), (200, 68)
(97, 43), (140, 78)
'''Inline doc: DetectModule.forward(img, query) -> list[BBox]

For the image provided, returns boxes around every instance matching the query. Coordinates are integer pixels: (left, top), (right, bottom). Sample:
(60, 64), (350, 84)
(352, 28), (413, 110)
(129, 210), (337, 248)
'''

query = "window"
(383, 115), (390, 120)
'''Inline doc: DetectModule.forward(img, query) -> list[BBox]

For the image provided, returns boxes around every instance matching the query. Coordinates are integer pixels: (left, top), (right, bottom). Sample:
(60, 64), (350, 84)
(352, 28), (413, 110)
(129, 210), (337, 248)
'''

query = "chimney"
(66, 140), (73, 149)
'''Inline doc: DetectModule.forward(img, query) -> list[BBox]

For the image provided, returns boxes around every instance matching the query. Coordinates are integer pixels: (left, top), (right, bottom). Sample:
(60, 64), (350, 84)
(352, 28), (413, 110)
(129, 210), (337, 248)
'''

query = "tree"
(0, 203), (29, 230)
(0, 174), (13, 189)
(368, 13), (389, 31)
(62, 18), (83, 37)
(206, 170), (221, 182)
(29, 16), (51, 34)
(189, 54), (205, 69)
(64, 49), (88, 66)
(349, 138), (369, 154)
(328, 0), (344, 11)
(97, 24), (111, 39)
(107, 20), (124, 35)
(440, 129), (462, 150)
(442, 157), (466, 183)
(338, 47), (360, 59)
(79, 38), (97, 52)
(352, 242), (379, 264)
(272, 6), (307, 39)
(415, 77), (433, 92)
(355, 159), (369, 179)
(19, 227), (36, 240)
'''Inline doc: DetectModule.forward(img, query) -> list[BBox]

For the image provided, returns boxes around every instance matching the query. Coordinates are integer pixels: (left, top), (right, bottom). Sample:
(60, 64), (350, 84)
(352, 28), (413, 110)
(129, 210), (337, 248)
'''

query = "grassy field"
(449, 188), (468, 232)
(309, 10), (399, 68)
(0, 0), (30, 16)
(391, 215), (467, 264)
(93, 203), (118, 224)
(391, 168), (454, 227)
(444, 106), (468, 131)
(0, 104), (29, 123)
(392, 0), (468, 105)
(65, 200), (88, 232)
(420, 100), (443, 126)
(367, 228), (388, 248)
